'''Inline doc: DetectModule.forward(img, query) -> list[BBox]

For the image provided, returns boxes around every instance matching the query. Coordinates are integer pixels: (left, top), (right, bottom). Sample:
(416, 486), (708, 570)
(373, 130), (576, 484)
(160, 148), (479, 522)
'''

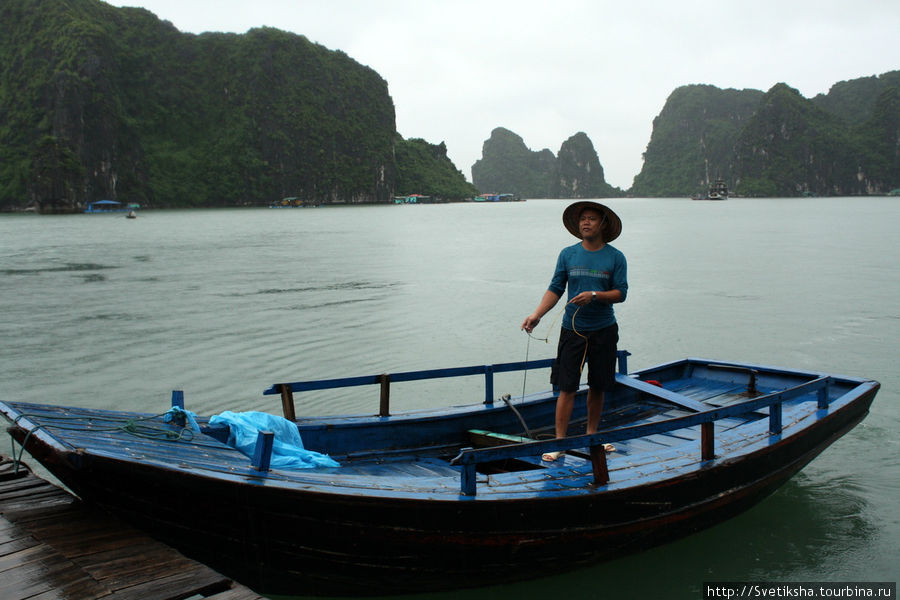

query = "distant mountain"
(555, 132), (620, 199)
(631, 72), (899, 197)
(471, 128), (555, 198)
(471, 128), (623, 198)
(0, 0), (474, 211)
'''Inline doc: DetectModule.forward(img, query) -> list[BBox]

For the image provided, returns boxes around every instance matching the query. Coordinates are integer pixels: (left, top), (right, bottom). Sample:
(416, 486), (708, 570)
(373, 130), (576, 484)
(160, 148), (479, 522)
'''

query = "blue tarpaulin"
(209, 411), (340, 469)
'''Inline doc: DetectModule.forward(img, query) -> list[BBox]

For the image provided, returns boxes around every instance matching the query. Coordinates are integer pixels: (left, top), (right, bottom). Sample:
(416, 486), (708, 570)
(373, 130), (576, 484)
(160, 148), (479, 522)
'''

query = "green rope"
(9, 411), (195, 473)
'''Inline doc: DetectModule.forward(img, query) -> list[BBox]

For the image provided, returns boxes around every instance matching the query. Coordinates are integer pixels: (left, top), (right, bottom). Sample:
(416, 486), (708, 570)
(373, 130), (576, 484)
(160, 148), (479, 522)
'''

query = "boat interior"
(1, 356), (870, 494)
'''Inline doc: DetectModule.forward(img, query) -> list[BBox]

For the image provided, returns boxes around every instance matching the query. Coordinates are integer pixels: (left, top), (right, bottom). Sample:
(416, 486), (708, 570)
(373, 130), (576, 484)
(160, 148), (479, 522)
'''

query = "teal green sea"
(1, 197), (897, 598)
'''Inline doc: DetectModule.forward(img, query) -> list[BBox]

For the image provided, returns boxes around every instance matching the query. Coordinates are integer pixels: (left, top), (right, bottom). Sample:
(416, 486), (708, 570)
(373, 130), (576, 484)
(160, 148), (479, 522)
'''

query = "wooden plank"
(0, 540), (45, 576)
(468, 429), (532, 447)
(589, 444), (609, 485)
(615, 374), (710, 412)
(701, 422), (715, 459)
(0, 456), (266, 600)
(0, 456), (29, 483)
(0, 548), (104, 600)
(205, 588), (270, 600)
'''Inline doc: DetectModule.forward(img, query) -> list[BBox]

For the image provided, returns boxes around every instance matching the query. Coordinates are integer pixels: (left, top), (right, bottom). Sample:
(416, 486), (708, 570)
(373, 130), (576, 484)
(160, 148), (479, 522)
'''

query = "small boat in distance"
(126, 210), (137, 219)
(0, 351), (878, 595)
(707, 178), (728, 200)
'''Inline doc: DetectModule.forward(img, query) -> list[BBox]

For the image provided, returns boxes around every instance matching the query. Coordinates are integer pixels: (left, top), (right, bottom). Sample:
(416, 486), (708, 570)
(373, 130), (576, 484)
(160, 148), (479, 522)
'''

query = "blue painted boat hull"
(0, 357), (879, 595)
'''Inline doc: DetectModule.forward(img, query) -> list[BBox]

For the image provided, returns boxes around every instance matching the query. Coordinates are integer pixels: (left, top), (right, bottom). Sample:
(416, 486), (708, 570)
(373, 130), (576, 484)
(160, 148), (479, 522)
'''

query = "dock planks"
(0, 455), (265, 600)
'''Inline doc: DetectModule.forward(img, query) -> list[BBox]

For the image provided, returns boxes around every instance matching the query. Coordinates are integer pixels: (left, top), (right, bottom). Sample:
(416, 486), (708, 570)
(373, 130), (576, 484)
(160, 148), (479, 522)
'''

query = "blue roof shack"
(85, 200), (125, 213)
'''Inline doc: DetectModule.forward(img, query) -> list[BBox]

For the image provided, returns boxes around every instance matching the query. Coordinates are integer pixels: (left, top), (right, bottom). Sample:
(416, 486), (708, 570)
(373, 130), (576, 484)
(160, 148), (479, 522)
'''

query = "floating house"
(394, 194), (430, 204)
(85, 200), (125, 213)
(474, 193), (519, 202)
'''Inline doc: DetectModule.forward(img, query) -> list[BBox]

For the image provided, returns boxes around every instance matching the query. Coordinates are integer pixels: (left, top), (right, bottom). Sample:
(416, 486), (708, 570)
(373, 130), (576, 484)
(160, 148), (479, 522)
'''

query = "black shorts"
(550, 323), (619, 393)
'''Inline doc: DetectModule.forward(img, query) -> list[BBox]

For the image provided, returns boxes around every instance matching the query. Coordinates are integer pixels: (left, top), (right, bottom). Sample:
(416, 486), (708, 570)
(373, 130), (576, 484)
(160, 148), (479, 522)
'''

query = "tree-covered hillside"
(0, 0), (397, 210)
(630, 73), (899, 197)
(0, 0), (476, 211)
(812, 71), (900, 125)
(735, 84), (863, 196)
(630, 85), (763, 197)
(394, 137), (478, 201)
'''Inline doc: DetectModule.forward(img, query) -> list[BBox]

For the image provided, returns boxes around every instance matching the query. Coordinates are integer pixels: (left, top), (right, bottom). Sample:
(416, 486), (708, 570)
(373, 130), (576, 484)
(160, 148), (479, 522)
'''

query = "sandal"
(603, 443), (616, 452)
(541, 451), (565, 462)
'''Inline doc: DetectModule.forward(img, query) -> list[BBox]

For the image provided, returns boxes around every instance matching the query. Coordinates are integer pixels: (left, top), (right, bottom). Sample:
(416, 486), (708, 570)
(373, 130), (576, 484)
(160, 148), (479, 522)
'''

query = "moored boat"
(0, 351), (878, 595)
(707, 178), (728, 200)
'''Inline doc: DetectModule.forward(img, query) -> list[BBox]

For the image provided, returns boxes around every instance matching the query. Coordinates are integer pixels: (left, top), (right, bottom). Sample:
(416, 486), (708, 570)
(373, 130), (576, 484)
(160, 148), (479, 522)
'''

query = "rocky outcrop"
(555, 133), (619, 198)
(471, 128), (622, 198)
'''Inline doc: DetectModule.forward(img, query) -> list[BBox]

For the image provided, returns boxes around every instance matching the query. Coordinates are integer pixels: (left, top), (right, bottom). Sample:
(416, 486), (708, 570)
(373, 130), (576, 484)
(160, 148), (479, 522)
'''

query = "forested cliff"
(631, 73), (899, 197)
(0, 0), (473, 211)
(474, 72), (898, 199)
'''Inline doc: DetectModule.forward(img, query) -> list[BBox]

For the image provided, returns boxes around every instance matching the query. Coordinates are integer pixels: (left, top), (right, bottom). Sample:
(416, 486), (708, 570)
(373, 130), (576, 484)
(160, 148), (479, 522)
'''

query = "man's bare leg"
(586, 389), (605, 434)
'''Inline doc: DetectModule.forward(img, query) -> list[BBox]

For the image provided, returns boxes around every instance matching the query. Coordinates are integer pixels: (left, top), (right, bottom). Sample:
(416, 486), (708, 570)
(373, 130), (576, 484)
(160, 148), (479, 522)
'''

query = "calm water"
(1, 198), (897, 598)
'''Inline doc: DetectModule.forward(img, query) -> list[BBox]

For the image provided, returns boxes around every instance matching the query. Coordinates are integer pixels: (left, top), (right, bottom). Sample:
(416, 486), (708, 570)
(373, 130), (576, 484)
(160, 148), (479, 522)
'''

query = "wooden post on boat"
(278, 384), (296, 421)
(589, 443), (609, 485)
(701, 422), (715, 460)
(378, 374), (390, 417)
(459, 449), (477, 496)
(168, 391), (187, 427)
(769, 401), (783, 434)
(252, 431), (275, 472)
(818, 378), (831, 409)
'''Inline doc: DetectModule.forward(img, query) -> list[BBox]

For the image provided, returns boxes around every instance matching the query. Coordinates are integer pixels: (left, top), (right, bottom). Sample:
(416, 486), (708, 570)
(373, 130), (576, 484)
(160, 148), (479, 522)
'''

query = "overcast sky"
(109, 0), (898, 189)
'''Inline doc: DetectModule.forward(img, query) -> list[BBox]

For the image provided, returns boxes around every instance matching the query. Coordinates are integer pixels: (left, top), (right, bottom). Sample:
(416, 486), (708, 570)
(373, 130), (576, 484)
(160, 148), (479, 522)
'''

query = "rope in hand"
(521, 308), (563, 402)
(523, 306), (563, 344)
(521, 304), (590, 400)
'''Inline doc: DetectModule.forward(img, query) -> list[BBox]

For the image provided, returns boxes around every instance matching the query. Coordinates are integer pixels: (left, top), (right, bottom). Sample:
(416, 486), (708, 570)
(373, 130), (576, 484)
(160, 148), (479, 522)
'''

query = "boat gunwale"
(0, 379), (876, 508)
(449, 374), (876, 493)
(0, 363), (878, 502)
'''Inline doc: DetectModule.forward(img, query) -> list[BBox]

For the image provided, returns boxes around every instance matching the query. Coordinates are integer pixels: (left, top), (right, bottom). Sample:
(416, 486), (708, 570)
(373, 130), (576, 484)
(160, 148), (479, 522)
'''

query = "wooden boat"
(0, 352), (879, 596)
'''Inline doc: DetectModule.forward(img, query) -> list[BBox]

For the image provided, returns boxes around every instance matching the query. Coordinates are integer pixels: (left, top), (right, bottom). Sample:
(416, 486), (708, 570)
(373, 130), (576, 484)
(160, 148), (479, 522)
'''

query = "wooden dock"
(0, 455), (265, 600)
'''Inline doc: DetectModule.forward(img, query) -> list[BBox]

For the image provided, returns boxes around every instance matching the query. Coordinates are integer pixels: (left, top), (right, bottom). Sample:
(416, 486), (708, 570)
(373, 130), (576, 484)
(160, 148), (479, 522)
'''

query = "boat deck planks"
(0, 455), (264, 600)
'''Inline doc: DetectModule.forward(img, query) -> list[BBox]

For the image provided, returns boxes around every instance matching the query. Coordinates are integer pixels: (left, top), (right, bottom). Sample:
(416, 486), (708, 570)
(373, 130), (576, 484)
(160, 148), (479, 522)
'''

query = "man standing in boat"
(521, 201), (627, 461)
